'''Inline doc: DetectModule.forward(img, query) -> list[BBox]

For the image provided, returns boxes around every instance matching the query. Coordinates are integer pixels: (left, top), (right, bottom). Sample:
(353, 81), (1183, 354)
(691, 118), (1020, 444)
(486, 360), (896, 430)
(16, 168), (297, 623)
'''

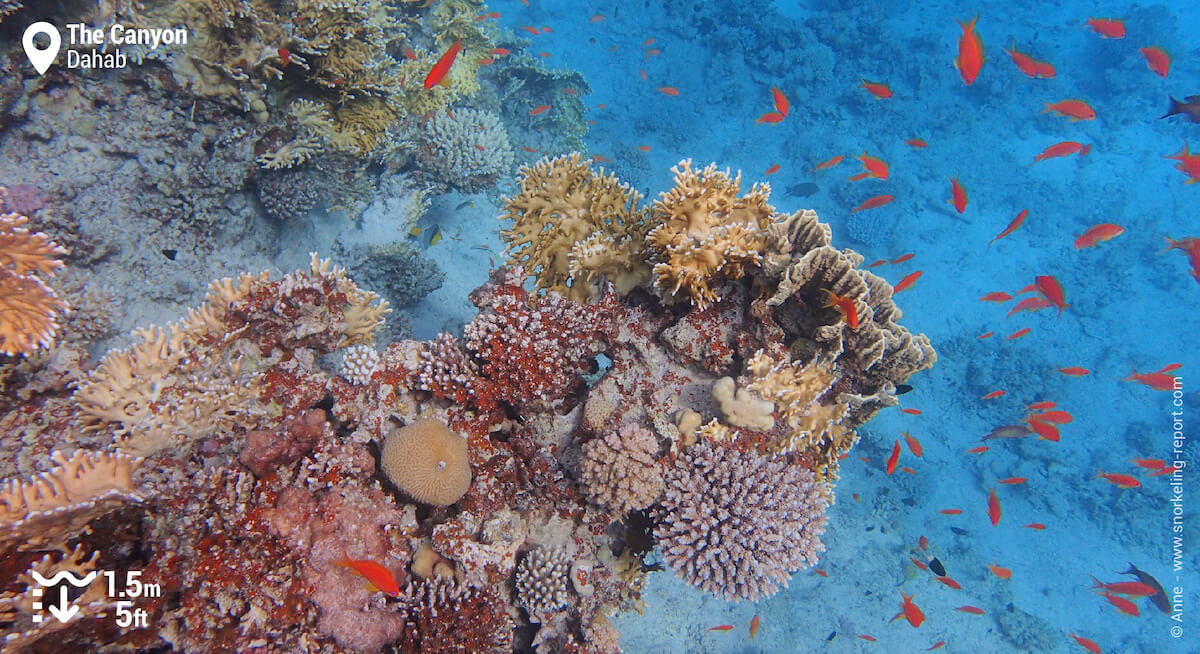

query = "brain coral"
(646, 159), (775, 309)
(418, 108), (514, 191)
(380, 418), (471, 506)
(654, 441), (828, 602)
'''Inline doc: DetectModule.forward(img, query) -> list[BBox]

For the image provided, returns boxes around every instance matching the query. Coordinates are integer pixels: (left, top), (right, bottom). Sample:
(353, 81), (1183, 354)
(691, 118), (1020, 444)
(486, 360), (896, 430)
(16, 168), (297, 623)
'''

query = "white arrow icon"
(23, 22), (62, 76)
(46, 585), (80, 623)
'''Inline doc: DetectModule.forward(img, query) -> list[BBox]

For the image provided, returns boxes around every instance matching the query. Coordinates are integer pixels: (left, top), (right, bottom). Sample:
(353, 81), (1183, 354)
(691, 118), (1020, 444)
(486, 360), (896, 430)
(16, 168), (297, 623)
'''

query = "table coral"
(654, 441), (828, 602)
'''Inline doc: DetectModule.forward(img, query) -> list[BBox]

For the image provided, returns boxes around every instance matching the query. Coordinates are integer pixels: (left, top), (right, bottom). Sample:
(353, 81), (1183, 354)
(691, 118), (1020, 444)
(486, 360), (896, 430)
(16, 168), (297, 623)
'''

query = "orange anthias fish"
(1090, 576), (1157, 597)
(894, 591), (925, 627)
(1122, 368), (1177, 391)
(1085, 17), (1126, 39)
(886, 438), (901, 475)
(1031, 410), (1073, 424)
(813, 155), (844, 172)
(981, 390), (1005, 399)
(658, 86), (680, 96)
(955, 16), (985, 85)
(934, 575), (961, 589)
(423, 37), (463, 90)
(1035, 275), (1068, 313)
(1043, 99), (1097, 121)
(1025, 418), (1060, 442)
(764, 163), (779, 175)
(852, 194), (895, 213)
(1033, 141), (1090, 163)
(1027, 401), (1056, 410)
(956, 605), (986, 615)
(894, 270), (923, 293)
(1024, 523), (1046, 530)
(823, 289), (860, 330)
(987, 562), (1012, 579)
(1069, 632), (1102, 653)
(999, 477), (1026, 485)
(1006, 296), (1051, 317)
(1034, 60), (1057, 78)
(707, 624), (733, 632)
(1165, 143), (1200, 183)
(756, 111), (785, 125)
(988, 209), (1028, 247)
(987, 488), (1001, 526)
(1140, 46), (1171, 78)
(1074, 223), (1124, 249)
(1097, 470), (1141, 489)
(948, 175), (967, 214)
(1103, 592), (1140, 616)
(906, 138), (928, 148)
(749, 614), (760, 639)
(771, 87), (790, 117)
(1003, 43), (1038, 77)
(980, 292), (1013, 302)
(856, 152), (890, 180)
(861, 79), (893, 98)
(333, 557), (400, 597)
(904, 431), (923, 457)
(1006, 327), (1031, 339)
(891, 253), (915, 264)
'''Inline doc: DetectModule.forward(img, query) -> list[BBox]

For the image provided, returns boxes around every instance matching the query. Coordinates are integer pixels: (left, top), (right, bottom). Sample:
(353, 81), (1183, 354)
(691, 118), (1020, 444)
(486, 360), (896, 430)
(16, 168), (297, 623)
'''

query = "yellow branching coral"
(500, 153), (651, 303)
(646, 160), (775, 309)
(0, 449), (143, 549)
(0, 208), (68, 356)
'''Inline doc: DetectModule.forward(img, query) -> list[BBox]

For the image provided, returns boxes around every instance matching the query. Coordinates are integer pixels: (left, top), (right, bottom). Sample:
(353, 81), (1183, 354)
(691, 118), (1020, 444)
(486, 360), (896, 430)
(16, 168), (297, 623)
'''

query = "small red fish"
(906, 138), (928, 148)
(333, 557), (400, 597)
(1090, 577), (1157, 597)
(1122, 368), (1179, 391)
(1023, 523), (1046, 530)
(642, 48), (661, 61)
(529, 105), (551, 115)
(1069, 632), (1102, 653)
(1074, 223), (1124, 249)
(900, 466), (916, 475)
(966, 446), (989, 454)
(987, 488), (1001, 526)
(1025, 419), (1060, 442)
(749, 614), (760, 639)
(934, 575), (962, 589)
(1131, 458), (1167, 470)
(642, 38), (655, 46)
(1033, 141), (1090, 163)
(948, 175), (968, 214)
(1004, 43), (1038, 77)
(988, 209), (1028, 247)
(939, 508), (963, 515)
(823, 289), (860, 330)
(490, 48), (510, 56)
(858, 635), (877, 642)
(999, 477), (1026, 485)
(1096, 470), (1140, 489)
(911, 557), (929, 571)
(918, 535), (928, 550)
(900, 408), (922, 415)
(814, 568), (828, 577)
(1057, 367), (1091, 376)
(980, 292), (1013, 303)
(1006, 296), (1051, 318)
(861, 79), (893, 99)
(771, 87), (790, 117)
(707, 625), (733, 632)
(954, 16), (985, 85)
(891, 253), (915, 264)
(423, 38), (463, 90)
(956, 605), (986, 615)
(1102, 592), (1140, 616)
(856, 152), (889, 180)
(1034, 275), (1068, 313)
(852, 194), (895, 213)
(658, 86), (680, 96)
(1085, 17), (1126, 39)
(977, 332), (994, 339)
(521, 25), (540, 36)
(897, 591), (925, 627)
(894, 270), (923, 293)
(521, 146), (537, 153)
(927, 641), (946, 651)
(278, 47), (291, 68)
(765, 164), (780, 175)
(1027, 401), (1057, 411)
(590, 13), (606, 23)
(904, 432), (923, 457)
(868, 259), (888, 267)
(981, 390), (1005, 400)
(1031, 410), (1073, 424)
(987, 562), (1012, 579)
(1033, 60), (1057, 78)
(886, 438), (901, 475)
(1043, 99), (1096, 121)
(813, 155), (844, 172)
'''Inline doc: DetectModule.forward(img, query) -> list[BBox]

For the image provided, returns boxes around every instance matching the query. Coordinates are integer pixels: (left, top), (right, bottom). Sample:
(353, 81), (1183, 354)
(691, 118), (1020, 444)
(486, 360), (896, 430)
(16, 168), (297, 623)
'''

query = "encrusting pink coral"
(654, 441), (828, 602)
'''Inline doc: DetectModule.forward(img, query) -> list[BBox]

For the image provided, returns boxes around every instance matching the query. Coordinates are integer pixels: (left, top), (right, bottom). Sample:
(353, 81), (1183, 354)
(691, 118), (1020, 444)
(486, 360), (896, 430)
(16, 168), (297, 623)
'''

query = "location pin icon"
(23, 22), (61, 76)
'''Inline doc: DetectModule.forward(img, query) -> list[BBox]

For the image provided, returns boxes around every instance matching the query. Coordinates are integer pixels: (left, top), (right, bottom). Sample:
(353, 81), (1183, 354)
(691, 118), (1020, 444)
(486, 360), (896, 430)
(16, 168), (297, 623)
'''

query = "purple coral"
(654, 442), (828, 602)
(579, 422), (665, 513)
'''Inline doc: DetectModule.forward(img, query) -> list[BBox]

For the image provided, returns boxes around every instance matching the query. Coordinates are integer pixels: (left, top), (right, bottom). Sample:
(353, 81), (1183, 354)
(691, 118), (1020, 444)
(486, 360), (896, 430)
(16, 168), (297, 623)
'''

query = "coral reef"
(379, 418), (472, 506)
(340, 344), (381, 386)
(514, 545), (572, 616)
(417, 108), (515, 191)
(654, 441), (828, 602)
(0, 190), (68, 356)
(579, 422), (666, 513)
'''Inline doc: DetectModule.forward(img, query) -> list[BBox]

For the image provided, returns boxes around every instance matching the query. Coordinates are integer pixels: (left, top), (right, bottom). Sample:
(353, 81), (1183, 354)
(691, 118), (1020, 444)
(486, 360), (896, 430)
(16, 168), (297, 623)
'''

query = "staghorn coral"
(514, 545), (571, 616)
(0, 200), (69, 357)
(417, 108), (514, 191)
(0, 449), (143, 549)
(578, 422), (665, 513)
(645, 159), (775, 309)
(500, 153), (651, 303)
(380, 418), (472, 506)
(654, 441), (828, 602)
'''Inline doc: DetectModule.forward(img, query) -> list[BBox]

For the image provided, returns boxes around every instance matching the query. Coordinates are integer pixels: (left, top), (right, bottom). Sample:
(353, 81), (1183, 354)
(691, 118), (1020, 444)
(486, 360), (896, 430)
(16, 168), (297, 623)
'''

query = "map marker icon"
(23, 22), (61, 75)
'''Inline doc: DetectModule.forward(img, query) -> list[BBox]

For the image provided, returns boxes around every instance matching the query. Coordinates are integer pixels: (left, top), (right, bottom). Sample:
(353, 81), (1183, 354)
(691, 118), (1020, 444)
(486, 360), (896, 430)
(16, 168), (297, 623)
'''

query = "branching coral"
(654, 442), (828, 602)
(393, 579), (514, 654)
(514, 545), (571, 616)
(0, 449), (143, 549)
(646, 159), (775, 309)
(500, 153), (651, 303)
(417, 108), (514, 191)
(578, 422), (665, 513)
(0, 200), (68, 356)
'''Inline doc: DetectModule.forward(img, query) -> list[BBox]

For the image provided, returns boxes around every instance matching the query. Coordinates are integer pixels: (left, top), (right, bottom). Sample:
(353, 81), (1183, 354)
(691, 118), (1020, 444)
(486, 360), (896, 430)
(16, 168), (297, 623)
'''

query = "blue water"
(473, 1), (1198, 652)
